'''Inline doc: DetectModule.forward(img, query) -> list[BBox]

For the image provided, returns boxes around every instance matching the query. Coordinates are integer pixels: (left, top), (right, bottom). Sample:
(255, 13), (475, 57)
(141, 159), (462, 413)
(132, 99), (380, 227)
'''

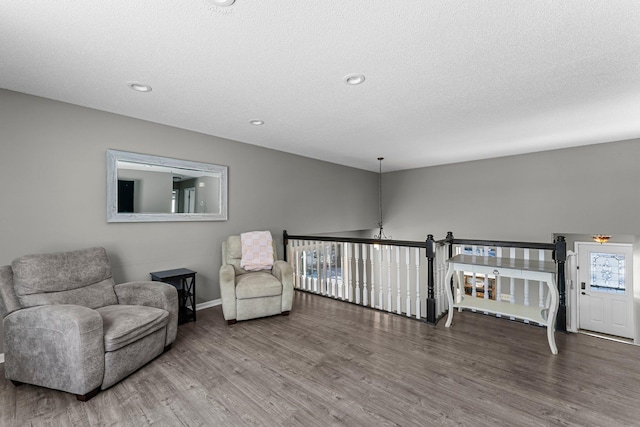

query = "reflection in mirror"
(107, 150), (228, 222)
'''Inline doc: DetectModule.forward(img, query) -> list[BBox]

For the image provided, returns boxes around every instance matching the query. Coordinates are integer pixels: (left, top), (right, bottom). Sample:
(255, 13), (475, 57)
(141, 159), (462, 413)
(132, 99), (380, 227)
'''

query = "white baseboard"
(0, 301), (221, 365)
(196, 298), (221, 311)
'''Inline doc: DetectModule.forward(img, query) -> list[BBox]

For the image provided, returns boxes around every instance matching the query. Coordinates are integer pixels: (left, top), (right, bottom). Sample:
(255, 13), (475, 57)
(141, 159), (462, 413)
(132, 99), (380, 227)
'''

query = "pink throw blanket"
(241, 231), (274, 271)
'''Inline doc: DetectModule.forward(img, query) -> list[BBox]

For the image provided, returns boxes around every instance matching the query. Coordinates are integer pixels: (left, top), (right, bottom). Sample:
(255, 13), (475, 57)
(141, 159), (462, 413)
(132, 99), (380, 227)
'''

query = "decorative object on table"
(219, 232), (293, 324)
(0, 247), (178, 401)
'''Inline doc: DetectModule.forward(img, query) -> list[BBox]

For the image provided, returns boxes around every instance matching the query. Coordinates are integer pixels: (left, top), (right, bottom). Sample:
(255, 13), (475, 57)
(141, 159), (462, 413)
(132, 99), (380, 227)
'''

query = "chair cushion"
(96, 305), (169, 352)
(235, 272), (283, 300)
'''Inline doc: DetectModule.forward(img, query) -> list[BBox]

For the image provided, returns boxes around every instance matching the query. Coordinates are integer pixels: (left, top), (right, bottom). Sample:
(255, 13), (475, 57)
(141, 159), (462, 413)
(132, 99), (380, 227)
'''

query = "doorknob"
(581, 291), (589, 296)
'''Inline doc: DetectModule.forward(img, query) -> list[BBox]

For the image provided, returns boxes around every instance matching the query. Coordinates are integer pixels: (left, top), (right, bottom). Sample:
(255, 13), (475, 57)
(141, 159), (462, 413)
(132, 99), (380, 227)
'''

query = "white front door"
(577, 242), (634, 339)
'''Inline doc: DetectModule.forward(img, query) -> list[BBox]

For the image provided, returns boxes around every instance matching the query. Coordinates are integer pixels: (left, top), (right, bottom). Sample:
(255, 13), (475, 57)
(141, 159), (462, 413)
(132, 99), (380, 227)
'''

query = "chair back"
(11, 247), (118, 309)
(0, 265), (20, 318)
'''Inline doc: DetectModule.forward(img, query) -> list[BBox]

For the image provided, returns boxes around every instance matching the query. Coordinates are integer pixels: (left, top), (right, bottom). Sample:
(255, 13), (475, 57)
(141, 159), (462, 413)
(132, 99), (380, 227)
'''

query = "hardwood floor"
(2, 291), (640, 426)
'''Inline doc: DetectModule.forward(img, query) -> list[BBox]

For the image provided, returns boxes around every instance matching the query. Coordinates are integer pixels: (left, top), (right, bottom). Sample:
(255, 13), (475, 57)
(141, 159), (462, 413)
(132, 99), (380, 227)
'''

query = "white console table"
(444, 254), (559, 354)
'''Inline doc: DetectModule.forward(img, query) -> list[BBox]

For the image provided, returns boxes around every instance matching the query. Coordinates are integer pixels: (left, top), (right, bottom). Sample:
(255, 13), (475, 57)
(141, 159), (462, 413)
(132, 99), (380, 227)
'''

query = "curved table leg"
(445, 263), (455, 327)
(546, 274), (559, 354)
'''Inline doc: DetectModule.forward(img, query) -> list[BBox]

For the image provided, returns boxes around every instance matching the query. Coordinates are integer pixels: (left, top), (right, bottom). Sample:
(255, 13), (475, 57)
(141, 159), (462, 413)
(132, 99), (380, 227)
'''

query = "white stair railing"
(285, 232), (567, 333)
(287, 238), (429, 320)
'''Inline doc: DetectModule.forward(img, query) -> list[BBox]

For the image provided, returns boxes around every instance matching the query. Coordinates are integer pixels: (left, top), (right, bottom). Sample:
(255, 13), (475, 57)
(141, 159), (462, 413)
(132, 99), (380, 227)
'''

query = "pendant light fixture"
(373, 157), (391, 240)
(592, 234), (611, 244)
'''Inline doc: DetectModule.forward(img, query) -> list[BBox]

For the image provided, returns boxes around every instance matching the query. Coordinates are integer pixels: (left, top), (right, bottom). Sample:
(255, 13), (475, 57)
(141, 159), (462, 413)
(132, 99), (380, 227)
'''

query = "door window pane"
(590, 252), (625, 293)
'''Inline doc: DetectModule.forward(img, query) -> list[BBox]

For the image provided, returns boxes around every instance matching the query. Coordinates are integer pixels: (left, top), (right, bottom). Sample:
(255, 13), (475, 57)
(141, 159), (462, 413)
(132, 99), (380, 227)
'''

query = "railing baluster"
(495, 246), (502, 317)
(290, 239), (295, 288)
(471, 245), (477, 304)
(324, 242), (338, 298)
(483, 246), (490, 301)
(405, 247), (411, 317)
(318, 242), (333, 298)
(322, 241), (329, 297)
(305, 240), (312, 292)
(538, 250), (545, 326)
(370, 245), (376, 309)
(378, 246), (384, 310)
(523, 248), (530, 323)
(302, 241), (307, 291)
(482, 245), (489, 314)
(387, 245), (392, 312)
(327, 241), (332, 297)
(316, 241), (322, 295)
(362, 244), (368, 307)
(344, 243), (353, 297)
(355, 243), (361, 304)
(343, 242), (349, 301)
(415, 247), (421, 319)
(396, 246), (402, 315)
(332, 242), (337, 298)
(509, 247), (515, 320)
(297, 240), (302, 289)
(331, 241), (337, 298)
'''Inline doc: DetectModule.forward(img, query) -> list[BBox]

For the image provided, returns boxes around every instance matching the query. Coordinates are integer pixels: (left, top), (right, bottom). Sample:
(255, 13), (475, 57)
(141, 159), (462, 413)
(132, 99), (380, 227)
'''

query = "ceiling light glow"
(211, 0), (235, 6)
(344, 74), (365, 85)
(250, 120), (264, 125)
(127, 82), (152, 92)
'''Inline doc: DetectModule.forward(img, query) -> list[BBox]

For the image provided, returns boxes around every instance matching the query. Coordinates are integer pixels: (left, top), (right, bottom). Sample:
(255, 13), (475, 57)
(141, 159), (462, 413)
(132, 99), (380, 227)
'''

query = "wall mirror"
(107, 149), (228, 222)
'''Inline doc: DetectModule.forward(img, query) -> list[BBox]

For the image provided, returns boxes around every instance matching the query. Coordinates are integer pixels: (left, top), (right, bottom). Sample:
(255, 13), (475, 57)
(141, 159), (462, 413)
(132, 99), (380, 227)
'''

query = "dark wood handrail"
(283, 232), (427, 249)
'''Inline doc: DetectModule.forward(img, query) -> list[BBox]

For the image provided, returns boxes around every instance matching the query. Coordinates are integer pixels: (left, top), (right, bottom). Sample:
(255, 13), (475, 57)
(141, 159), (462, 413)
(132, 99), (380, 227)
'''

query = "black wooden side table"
(150, 268), (196, 324)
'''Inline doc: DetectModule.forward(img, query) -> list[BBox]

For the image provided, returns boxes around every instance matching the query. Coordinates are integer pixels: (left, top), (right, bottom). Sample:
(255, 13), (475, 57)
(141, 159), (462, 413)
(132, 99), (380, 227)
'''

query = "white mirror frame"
(107, 149), (228, 222)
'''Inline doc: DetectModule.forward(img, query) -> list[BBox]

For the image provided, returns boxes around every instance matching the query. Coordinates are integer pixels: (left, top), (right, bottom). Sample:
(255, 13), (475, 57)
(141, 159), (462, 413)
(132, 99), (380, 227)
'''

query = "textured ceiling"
(2, 1), (640, 171)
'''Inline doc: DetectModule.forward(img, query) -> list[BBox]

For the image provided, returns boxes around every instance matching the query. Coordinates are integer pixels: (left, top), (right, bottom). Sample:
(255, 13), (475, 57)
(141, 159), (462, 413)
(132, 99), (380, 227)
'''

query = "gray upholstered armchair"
(0, 247), (178, 401)
(219, 235), (293, 324)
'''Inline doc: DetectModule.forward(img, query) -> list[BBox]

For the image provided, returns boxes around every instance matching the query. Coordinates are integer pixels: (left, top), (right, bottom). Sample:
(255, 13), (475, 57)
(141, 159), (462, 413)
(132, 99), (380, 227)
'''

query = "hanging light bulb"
(373, 157), (391, 241)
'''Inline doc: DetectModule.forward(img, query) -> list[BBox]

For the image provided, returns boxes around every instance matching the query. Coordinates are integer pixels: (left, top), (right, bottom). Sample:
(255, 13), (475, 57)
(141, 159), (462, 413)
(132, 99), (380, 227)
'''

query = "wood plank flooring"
(2, 291), (640, 426)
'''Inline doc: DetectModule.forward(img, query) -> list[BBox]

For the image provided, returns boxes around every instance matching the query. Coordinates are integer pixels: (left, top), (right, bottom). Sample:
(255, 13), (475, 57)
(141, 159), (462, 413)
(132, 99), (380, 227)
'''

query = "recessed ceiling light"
(127, 82), (152, 92)
(344, 74), (365, 85)
(211, 0), (235, 6)
(250, 120), (264, 126)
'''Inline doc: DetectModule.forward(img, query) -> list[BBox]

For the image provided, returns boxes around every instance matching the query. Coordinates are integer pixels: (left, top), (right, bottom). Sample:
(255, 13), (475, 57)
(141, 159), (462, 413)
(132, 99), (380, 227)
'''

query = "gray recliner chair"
(0, 247), (178, 401)
(219, 235), (293, 324)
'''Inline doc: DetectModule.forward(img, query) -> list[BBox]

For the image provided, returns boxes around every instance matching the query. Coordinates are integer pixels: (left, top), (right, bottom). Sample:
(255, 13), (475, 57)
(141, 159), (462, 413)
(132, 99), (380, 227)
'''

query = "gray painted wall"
(383, 139), (640, 343)
(2, 87), (640, 356)
(383, 139), (640, 243)
(0, 89), (378, 353)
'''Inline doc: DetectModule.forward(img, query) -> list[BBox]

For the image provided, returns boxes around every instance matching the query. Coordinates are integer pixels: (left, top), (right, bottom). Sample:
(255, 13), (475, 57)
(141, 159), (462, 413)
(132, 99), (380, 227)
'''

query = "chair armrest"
(3, 304), (104, 395)
(219, 264), (237, 321)
(114, 281), (178, 346)
(273, 261), (294, 312)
